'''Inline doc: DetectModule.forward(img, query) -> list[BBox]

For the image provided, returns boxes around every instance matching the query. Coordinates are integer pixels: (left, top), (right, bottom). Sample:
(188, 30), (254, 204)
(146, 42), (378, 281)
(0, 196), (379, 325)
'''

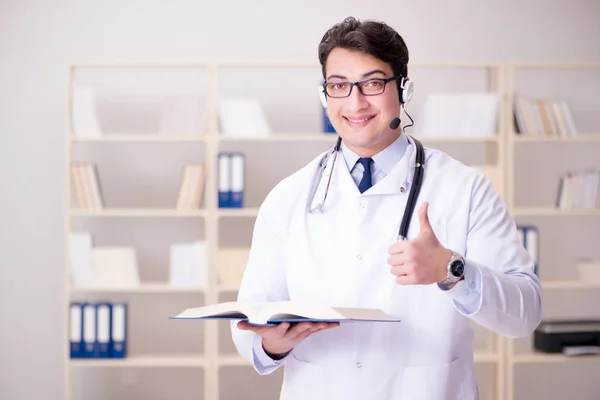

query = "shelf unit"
(504, 62), (600, 400)
(64, 61), (599, 400)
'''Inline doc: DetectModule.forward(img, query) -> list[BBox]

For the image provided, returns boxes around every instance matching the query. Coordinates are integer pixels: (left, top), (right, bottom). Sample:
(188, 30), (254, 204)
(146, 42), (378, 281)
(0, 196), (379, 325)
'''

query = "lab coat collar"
(334, 135), (417, 197)
(340, 133), (409, 177)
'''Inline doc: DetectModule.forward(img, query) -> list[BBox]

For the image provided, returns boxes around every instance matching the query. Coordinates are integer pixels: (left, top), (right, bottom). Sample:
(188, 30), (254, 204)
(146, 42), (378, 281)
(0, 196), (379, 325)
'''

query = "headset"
(319, 75), (414, 109)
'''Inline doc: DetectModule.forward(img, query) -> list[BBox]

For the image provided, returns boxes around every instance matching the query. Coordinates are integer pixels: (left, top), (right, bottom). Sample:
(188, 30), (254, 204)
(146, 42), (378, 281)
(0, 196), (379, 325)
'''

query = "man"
(231, 16), (542, 400)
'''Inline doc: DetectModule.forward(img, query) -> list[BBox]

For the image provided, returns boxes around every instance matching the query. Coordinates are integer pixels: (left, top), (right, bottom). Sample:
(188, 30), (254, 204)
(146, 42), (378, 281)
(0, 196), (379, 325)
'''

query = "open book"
(170, 301), (401, 326)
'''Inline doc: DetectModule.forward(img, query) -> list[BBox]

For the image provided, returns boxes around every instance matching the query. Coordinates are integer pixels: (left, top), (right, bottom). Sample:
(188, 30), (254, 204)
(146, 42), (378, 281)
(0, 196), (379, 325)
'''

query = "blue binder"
(96, 303), (112, 358)
(229, 152), (245, 208)
(111, 303), (128, 358)
(82, 303), (97, 358)
(218, 152), (231, 208)
(322, 108), (336, 133)
(69, 302), (84, 358)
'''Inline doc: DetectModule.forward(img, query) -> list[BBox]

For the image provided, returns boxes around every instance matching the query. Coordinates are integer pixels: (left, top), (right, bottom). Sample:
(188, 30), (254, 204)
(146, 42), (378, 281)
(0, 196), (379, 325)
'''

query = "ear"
(319, 86), (328, 109)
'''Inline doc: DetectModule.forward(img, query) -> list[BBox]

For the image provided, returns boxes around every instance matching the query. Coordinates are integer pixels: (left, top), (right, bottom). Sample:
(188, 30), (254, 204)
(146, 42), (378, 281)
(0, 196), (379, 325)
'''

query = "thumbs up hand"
(388, 202), (453, 285)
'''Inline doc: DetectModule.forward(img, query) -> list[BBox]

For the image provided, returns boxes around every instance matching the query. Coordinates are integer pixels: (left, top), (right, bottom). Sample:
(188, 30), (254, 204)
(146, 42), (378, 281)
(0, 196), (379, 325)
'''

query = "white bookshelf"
(64, 61), (600, 400)
(504, 62), (600, 400)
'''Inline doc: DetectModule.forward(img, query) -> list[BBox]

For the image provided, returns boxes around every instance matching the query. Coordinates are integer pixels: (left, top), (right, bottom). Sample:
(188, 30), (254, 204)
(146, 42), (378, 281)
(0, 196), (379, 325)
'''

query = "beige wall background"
(1, 0), (599, 399)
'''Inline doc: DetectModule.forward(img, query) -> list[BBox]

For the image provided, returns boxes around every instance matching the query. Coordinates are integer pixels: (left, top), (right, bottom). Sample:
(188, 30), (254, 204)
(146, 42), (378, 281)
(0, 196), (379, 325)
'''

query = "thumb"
(418, 202), (433, 234)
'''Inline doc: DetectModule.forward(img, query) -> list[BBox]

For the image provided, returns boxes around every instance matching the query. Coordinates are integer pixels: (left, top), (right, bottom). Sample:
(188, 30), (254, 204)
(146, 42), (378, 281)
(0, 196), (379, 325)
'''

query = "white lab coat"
(231, 139), (542, 400)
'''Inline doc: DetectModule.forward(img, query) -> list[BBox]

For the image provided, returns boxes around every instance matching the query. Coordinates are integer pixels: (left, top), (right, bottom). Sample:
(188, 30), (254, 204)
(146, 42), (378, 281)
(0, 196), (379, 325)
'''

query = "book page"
(332, 307), (400, 322)
(173, 301), (260, 320)
(257, 301), (345, 325)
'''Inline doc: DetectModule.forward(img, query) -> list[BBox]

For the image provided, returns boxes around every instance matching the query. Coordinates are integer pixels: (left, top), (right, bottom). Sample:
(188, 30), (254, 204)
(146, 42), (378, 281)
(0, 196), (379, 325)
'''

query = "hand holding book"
(237, 320), (340, 358)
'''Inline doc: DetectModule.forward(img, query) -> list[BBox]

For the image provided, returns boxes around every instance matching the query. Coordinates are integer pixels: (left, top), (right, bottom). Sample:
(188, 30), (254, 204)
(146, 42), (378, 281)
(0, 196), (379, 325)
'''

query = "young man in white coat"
(231, 16), (542, 400)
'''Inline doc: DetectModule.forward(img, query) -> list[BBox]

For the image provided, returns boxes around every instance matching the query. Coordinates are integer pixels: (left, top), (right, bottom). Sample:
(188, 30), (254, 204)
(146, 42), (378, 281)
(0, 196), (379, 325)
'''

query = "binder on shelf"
(69, 302), (84, 358)
(82, 303), (97, 358)
(230, 153), (245, 208)
(218, 152), (246, 208)
(96, 303), (112, 358)
(518, 225), (539, 275)
(111, 303), (128, 358)
(322, 108), (336, 134)
(218, 153), (231, 208)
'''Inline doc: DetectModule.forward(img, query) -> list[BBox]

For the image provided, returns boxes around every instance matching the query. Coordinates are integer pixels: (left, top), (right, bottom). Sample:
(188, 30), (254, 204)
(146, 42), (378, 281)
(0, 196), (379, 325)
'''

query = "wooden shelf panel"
(513, 207), (600, 216)
(512, 350), (600, 363)
(512, 134), (600, 142)
(217, 208), (259, 218)
(70, 135), (206, 143)
(217, 134), (499, 143)
(216, 352), (499, 366)
(541, 280), (600, 289)
(69, 284), (205, 294)
(69, 354), (207, 368)
(70, 208), (206, 217)
(218, 134), (336, 142)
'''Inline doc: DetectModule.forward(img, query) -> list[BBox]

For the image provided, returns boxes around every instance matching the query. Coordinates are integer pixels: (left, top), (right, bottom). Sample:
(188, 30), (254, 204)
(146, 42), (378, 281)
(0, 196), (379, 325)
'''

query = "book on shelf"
(556, 169), (600, 210)
(415, 92), (498, 138)
(218, 98), (271, 137)
(517, 226), (539, 275)
(71, 163), (105, 210)
(169, 240), (208, 287)
(71, 86), (102, 138)
(170, 301), (401, 326)
(176, 163), (206, 210)
(70, 301), (128, 359)
(513, 94), (578, 137)
(69, 235), (141, 288)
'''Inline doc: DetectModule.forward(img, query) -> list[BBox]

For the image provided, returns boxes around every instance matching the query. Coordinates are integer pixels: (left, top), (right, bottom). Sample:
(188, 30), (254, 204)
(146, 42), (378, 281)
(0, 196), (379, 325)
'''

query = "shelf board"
(218, 285), (240, 293)
(512, 350), (600, 363)
(513, 207), (600, 216)
(414, 136), (499, 143)
(218, 355), (252, 367)
(217, 134), (499, 143)
(217, 208), (259, 218)
(474, 351), (500, 363)
(216, 352), (498, 366)
(218, 134), (336, 142)
(512, 134), (600, 143)
(541, 280), (600, 289)
(70, 354), (207, 368)
(70, 208), (206, 217)
(69, 283), (205, 294)
(71, 134), (206, 143)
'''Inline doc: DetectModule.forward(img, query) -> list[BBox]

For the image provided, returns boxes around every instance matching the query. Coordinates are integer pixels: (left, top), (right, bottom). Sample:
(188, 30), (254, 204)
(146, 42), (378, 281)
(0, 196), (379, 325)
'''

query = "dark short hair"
(318, 17), (409, 81)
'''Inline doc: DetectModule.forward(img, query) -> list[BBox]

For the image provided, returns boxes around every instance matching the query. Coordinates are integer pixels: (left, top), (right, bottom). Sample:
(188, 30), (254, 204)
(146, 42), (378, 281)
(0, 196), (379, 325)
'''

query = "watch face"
(450, 260), (465, 277)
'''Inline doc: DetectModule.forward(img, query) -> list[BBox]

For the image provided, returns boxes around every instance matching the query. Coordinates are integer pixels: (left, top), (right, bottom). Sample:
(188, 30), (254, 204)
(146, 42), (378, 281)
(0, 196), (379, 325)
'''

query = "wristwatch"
(439, 251), (465, 286)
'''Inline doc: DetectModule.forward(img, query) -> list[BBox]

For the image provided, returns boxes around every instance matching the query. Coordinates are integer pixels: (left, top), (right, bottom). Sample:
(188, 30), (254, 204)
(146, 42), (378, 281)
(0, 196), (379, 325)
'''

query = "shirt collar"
(340, 133), (410, 175)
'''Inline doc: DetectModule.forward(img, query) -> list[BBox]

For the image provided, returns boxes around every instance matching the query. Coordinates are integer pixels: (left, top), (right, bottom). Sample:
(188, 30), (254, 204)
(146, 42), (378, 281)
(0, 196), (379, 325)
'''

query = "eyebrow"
(326, 69), (388, 81)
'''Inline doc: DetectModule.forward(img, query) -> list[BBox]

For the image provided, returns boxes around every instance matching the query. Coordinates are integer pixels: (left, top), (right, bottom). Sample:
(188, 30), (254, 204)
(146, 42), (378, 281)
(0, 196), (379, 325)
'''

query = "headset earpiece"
(318, 86), (328, 108)
(398, 77), (414, 104)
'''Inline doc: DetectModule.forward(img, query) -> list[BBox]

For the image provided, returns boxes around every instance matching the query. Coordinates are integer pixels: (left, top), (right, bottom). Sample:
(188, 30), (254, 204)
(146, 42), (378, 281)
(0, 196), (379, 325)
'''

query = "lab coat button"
(356, 362), (362, 368)
(356, 254), (362, 260)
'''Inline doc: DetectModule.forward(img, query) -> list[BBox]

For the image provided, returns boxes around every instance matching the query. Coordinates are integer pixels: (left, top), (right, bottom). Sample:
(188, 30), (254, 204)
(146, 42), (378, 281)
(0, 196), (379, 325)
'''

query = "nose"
(347, 84), (369, 111)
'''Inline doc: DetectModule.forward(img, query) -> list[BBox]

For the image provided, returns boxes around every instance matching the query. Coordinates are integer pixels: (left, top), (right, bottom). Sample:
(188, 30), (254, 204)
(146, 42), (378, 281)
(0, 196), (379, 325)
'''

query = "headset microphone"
(389, 117), (401, 130)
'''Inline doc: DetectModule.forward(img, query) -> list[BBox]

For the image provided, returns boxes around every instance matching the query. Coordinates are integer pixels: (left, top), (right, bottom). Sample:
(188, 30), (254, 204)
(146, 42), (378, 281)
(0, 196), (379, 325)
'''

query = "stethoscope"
(306, 134), (425, 241)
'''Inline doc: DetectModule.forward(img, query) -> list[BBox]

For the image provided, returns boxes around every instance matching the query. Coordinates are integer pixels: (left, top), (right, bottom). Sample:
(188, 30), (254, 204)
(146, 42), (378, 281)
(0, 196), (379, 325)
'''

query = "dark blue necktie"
(357, 157), (373, 193)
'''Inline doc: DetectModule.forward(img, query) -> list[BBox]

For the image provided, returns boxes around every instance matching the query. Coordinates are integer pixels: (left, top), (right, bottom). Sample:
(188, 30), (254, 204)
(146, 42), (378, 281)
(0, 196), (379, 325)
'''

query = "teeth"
(348, 116), (373, 122)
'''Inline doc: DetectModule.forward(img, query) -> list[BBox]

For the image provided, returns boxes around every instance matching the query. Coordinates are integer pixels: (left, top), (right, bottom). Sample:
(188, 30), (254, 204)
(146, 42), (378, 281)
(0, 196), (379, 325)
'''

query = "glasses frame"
(322, 74), (402, 98)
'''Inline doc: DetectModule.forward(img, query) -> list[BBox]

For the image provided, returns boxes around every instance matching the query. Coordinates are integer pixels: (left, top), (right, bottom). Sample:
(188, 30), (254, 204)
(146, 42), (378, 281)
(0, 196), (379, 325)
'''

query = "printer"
(534, 320), (600, 354)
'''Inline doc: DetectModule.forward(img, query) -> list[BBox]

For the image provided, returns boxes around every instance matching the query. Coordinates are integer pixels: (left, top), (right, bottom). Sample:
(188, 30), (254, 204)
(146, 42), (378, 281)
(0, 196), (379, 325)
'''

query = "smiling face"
(324, 47), (402, 157)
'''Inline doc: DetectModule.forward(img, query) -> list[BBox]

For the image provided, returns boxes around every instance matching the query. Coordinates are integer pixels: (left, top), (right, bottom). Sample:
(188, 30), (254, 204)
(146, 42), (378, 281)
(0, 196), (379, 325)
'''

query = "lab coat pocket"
(396, 357), (465, 400)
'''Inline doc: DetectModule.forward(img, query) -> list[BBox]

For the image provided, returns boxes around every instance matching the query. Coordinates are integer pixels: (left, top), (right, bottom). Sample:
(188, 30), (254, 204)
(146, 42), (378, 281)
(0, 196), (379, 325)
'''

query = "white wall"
(1, 0), (599, 399)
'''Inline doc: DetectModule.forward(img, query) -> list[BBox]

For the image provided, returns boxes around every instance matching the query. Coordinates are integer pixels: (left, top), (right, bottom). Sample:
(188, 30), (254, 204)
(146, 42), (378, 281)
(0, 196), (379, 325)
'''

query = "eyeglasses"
(323, 75), (402, 98)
